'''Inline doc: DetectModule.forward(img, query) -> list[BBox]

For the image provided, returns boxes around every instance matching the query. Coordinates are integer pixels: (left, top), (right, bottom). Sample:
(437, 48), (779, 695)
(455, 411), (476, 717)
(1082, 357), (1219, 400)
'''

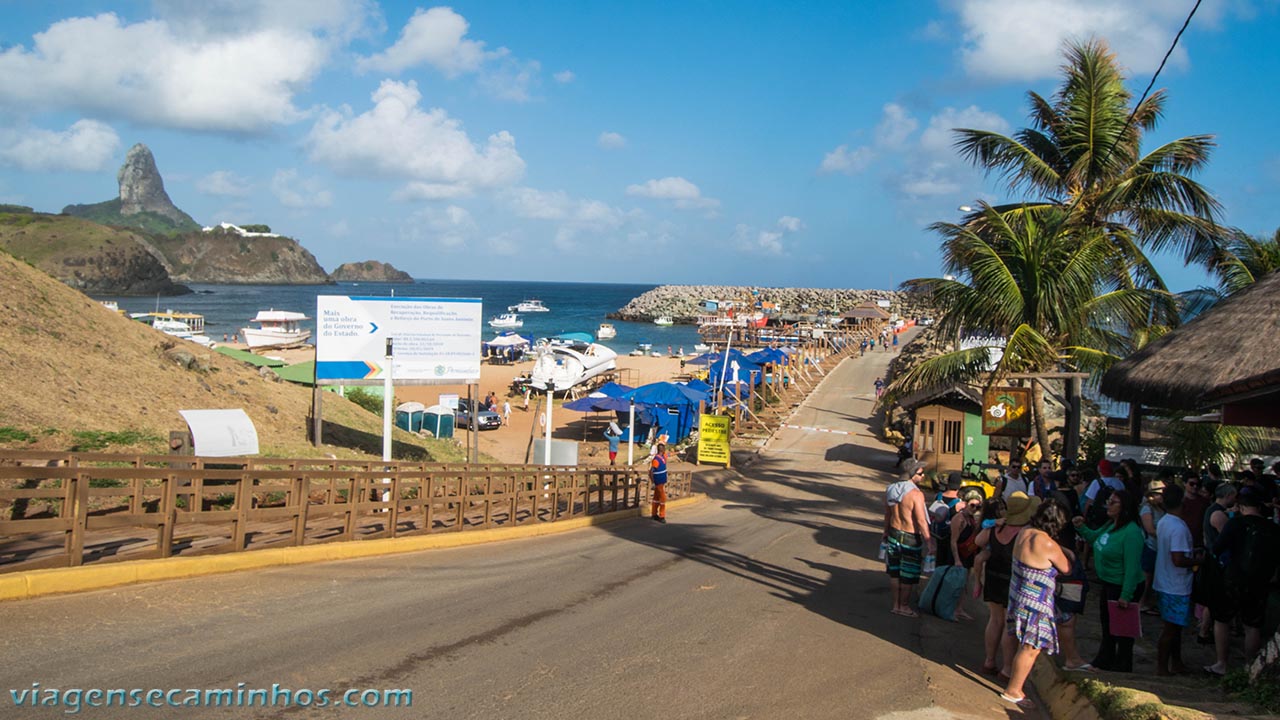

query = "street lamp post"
(544, 380), (555, 465)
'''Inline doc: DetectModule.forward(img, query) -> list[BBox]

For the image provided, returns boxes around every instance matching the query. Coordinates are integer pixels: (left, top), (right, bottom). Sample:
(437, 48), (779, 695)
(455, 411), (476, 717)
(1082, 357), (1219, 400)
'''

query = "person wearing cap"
(1138, 477), (1168, 614)
(974, 491), (1040, 677)
(882, 459), (932, 618)
(1073, 488), (1145, 672)
(1082, 459), (1124, 522)
(1204, 486), (1280, 675)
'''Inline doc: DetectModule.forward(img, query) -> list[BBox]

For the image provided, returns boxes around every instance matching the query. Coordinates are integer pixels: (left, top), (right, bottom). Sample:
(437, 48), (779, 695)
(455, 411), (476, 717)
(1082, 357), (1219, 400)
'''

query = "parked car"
(455, 399), (502, 430)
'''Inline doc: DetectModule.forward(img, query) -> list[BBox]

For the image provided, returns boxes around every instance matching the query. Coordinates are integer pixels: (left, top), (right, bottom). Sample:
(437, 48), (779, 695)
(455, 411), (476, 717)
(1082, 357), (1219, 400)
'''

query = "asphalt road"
(0, 340), (1039, 719)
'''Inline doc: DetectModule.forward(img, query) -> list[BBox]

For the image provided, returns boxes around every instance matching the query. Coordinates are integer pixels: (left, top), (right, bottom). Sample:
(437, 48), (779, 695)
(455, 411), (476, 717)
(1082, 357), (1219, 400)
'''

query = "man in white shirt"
(998, 461), (1030, 500)
(1083, 459), (1125, 518)
(1154, 484), (1199, 676)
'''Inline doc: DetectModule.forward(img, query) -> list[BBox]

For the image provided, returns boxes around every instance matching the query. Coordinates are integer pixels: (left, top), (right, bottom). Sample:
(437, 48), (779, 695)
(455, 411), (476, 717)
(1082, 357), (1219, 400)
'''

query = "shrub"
(344, 387), (384, 415)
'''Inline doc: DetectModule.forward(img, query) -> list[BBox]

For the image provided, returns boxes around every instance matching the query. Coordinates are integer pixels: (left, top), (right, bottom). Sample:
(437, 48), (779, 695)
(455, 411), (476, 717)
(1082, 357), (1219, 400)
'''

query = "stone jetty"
(610, 285), (934, 323)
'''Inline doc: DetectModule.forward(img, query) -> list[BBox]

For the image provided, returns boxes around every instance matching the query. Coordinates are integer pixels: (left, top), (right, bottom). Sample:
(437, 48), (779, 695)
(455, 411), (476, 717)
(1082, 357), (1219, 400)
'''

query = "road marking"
(780, 423), (853, 436)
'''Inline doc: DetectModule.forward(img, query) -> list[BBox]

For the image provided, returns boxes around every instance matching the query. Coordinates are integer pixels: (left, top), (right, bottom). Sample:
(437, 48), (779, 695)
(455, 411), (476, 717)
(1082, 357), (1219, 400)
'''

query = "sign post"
(697, 414), (732, 466)
(982, 387), (1032, 437)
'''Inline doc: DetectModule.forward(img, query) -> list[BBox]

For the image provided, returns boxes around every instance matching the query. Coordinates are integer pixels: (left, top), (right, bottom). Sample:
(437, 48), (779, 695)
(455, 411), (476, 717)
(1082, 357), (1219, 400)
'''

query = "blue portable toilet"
(395, 402), (425, 432)
(423, 404), (455, 439)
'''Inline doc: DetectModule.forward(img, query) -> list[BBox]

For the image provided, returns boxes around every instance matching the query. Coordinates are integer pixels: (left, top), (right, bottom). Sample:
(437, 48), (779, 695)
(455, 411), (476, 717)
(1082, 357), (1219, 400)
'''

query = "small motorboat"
(596, 323), (617, 340)
(629, 341), (652, 357)
(509, 299), (549, 312)
(489, 313), (523, 328)
(653, 316), (674, 326)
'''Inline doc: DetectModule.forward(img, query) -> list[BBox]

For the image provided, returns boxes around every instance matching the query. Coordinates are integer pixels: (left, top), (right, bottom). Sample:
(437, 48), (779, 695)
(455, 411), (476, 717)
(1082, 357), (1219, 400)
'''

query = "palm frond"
(882, 346), (994, 407)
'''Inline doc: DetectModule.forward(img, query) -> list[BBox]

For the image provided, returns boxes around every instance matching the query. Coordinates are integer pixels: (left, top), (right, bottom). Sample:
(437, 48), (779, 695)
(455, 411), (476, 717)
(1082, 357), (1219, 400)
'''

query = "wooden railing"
(0, 451), (692, 572)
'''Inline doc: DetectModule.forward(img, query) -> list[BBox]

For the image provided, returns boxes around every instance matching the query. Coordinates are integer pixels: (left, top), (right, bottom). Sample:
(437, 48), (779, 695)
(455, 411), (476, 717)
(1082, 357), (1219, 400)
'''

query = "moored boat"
(596, 322), (617, 340)
(489, 312), (523, 328)
(240, 309), (310, 349)
(653, 315), (673, 326)
(509, 299), (549, 312)
(133, 310), (214, 346)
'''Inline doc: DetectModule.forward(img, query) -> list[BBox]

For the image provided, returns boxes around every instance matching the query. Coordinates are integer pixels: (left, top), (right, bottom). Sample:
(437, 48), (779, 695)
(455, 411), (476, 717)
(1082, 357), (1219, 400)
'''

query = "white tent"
(486, 334), (530, 348)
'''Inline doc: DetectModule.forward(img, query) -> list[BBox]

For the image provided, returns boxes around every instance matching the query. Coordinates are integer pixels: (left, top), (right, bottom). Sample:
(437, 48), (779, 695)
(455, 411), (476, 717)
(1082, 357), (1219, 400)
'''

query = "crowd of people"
(882, 455), (1280, 709)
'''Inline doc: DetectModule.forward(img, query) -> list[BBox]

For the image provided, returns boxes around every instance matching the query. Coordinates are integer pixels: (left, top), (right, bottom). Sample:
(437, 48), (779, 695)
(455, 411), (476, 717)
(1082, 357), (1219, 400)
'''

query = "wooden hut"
(898, 384), (990, 475)
(1101, 269), (1280, 427)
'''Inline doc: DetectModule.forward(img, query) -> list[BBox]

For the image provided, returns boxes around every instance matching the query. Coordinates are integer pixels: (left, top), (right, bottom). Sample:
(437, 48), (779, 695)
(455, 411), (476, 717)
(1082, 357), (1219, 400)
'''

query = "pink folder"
(1107, 600), (1142, 639)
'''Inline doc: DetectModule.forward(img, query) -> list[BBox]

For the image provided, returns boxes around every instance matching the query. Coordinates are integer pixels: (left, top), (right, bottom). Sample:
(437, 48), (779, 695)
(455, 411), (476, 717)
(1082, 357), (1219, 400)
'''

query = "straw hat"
(1005, 491), (1041, 526)
(1146, 479), (1166, 494)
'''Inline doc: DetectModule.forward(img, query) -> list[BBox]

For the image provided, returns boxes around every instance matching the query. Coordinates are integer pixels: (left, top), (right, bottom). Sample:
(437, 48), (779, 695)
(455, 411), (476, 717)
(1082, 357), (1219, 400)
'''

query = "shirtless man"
(883, 459), (933, 617)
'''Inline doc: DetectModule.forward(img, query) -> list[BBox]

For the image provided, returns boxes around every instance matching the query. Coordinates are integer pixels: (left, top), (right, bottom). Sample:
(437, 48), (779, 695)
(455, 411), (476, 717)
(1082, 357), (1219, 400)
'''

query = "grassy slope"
(0, 212), (139, 261)
(0, 250), (464, 461)
(62, 198), (200, 235)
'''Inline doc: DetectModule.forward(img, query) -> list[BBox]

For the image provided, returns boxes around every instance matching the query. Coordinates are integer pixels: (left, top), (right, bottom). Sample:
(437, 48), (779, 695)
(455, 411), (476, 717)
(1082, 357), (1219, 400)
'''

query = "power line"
(1097, 0), (1203, 167)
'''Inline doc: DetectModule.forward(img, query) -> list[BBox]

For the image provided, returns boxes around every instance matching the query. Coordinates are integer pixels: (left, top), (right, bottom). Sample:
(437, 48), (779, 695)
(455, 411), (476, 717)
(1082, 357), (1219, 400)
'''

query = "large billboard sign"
(315, 296), (482, 384)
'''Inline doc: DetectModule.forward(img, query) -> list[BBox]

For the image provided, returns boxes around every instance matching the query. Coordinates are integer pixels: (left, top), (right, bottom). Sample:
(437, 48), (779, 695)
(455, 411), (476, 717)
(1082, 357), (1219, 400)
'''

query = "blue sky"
(0, 1), (1276, 290)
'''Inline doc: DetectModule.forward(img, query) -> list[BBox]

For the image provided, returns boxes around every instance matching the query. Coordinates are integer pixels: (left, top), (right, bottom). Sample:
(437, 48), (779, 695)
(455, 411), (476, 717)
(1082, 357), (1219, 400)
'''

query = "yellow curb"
(1, 493), (709, 602)
(1031, 654), (1101, 720)
(1030, 654), (1214, 720)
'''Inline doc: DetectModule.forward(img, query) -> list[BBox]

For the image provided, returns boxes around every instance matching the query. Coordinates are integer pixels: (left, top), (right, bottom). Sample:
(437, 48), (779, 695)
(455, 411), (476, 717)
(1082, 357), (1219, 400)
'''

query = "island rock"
(331, 260), (414, 283)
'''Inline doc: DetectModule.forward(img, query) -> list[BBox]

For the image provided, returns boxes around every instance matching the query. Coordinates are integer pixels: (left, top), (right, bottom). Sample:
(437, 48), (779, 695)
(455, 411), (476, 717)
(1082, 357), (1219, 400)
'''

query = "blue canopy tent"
(686, 348), (757, 367)
(619, 382), (710, 445)
(707, 358), (763, 386)
(561, 381), (637, 439)
(746, 347), (790, 365)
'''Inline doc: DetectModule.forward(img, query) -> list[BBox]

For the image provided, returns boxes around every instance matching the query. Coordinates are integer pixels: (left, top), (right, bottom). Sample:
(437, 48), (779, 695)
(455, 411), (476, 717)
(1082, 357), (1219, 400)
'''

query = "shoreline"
(222, 342), (698, 465)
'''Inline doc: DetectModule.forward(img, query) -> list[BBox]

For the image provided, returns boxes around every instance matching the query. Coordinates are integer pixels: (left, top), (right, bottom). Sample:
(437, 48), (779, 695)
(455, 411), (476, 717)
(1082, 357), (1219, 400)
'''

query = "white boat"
(134, 310), (214, 346)
(596, 323), (617, 340)
(489, 312), (523, 328)
(240, 309), (310, 349)
(629, 341), (652, 357)
(528, 341), (618, 391)
(653, 316), (674, 326)
(509, 299), (549, 313)
(693, 343), (711, 353)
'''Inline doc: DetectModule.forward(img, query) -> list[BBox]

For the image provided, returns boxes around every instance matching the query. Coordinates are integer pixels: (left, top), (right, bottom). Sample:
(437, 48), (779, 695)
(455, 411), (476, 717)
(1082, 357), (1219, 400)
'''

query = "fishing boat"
(508, 299), (550, 313)
(653, 315), (674, 326)
(527, 340), (618, 391)
(596, 322), (617, 340)
(489, 312), (523, 329)
(629, 341), (652, 357)
(240, 309), (310, 349)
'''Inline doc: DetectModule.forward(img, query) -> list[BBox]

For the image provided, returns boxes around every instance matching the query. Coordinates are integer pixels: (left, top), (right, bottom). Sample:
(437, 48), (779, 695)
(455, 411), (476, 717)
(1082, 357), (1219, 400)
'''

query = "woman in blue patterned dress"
(1001, 500), (1073, 709)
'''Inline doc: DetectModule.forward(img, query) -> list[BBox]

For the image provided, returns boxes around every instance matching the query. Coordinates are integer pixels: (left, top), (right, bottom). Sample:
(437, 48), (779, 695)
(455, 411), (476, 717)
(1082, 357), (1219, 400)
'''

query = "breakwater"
(609, 285), (933, 323)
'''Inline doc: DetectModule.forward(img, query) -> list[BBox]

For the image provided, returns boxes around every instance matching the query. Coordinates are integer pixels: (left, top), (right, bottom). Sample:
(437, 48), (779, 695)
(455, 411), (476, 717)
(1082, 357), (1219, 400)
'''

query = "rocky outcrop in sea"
(610, 285), (935, 322)
(331, 260), (413, 283)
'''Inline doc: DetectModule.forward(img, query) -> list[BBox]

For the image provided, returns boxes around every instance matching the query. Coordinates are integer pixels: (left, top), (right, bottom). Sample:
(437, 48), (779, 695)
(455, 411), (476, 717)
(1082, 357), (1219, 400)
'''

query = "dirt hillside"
(0, 250), (449, 459)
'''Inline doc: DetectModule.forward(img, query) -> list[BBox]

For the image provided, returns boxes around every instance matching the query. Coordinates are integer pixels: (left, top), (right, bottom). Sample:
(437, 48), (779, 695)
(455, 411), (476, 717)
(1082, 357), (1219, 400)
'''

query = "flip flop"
(1000, 693), (1036, 709)
(891, 608), (920, 618)
(1064, 663), (1096, 673)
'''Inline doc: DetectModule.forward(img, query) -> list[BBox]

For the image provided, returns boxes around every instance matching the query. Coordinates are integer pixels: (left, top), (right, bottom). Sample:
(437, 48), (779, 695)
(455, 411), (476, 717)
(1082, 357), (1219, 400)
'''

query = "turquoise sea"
(94, 279), (706, 353)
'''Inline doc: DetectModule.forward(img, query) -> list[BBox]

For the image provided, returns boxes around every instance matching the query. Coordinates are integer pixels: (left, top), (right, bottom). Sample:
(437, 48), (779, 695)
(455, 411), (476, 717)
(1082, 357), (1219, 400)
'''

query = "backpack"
(1085, 481), (1115, 529)
(929, 496), (959, 566)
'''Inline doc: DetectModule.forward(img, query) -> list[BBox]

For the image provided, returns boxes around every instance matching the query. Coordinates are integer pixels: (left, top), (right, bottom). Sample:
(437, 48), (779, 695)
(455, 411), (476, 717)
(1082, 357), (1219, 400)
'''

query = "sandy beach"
(227, 343), (702, 465)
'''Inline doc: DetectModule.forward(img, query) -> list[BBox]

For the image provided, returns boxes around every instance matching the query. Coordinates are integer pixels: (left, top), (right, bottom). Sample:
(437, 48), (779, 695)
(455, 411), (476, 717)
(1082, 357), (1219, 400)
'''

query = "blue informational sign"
(315, 296), (483, 384)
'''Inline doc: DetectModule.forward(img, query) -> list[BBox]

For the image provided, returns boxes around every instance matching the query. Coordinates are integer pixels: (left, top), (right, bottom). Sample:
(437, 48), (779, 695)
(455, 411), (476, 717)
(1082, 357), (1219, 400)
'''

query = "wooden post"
(1064, 376), (1082, 462)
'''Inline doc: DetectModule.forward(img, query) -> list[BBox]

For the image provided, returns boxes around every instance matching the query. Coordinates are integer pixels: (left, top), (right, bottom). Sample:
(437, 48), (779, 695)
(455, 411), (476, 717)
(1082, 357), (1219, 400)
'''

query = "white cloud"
(553, 70), (575, 84)
(393, 182), (473, 201)
(777, 216), (805, 233)
(478, 58), (540, 102)
(598, 131), (627, 150)
(874, 103), (918, 149)
(819, 144), (873, 175)
(357, 7), (490, 75)
(306, 80), (525, 196)
(732, 216), (803, 256)
(404, 204), (475, 249)
(196, 169), (250, 197)
(0, 120), (119, 172)
(502, 186), (571, 220)
(271, 168), (332, 208)
(486, 230), (520, 256)
(625, 176), (719, 210)
(153, 0), (381, 42)
(0, 13), (328, 133)
(953, 0), (1215, 81)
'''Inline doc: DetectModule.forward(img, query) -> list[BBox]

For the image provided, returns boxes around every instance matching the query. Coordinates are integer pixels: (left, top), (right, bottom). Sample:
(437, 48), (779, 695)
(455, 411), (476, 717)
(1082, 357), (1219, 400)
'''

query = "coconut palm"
(1177, 227), (1280, 319)
(954, 38), (1224, 271)
(891, 203), (1165, 453)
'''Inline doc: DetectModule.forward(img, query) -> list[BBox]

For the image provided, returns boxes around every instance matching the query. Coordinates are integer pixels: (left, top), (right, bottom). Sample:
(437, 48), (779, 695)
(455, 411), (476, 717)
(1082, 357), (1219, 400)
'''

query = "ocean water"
(94, 279), (707, 352)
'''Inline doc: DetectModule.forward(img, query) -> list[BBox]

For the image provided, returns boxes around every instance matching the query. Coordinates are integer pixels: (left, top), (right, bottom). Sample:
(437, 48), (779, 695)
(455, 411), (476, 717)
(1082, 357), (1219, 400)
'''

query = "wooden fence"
(0, 451), (692, 572)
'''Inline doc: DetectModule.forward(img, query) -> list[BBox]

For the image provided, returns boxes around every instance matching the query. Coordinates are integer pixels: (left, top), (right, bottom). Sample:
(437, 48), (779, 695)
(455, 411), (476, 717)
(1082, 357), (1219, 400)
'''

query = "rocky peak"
(117, 143), (186, 224)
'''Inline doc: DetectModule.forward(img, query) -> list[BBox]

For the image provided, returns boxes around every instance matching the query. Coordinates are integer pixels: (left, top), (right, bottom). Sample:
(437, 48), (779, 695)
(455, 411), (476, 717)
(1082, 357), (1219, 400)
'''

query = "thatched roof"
(1101, 269), (1280, 410)
(843, 303), (889, 320)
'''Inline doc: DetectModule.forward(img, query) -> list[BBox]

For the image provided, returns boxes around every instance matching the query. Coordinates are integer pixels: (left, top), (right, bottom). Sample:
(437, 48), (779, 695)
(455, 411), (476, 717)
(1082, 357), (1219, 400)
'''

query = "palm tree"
(1182, 227), (1280, 317)
(891, 203), (1165, 454)
(954, 38), (1225, 272)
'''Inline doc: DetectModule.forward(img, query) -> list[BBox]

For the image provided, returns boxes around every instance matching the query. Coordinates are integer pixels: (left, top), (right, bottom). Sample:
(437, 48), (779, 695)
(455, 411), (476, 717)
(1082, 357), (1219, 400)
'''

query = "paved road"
(0, 342), (1038, 719)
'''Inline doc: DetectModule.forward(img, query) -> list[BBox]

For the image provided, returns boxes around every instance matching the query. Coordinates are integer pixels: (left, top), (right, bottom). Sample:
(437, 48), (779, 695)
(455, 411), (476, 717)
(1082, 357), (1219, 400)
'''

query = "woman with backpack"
(1073, 489), (1145, 672)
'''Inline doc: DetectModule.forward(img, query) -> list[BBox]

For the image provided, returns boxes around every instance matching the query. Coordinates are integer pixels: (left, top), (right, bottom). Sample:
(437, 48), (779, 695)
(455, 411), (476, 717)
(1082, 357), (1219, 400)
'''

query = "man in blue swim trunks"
(883, 459), (933, 617)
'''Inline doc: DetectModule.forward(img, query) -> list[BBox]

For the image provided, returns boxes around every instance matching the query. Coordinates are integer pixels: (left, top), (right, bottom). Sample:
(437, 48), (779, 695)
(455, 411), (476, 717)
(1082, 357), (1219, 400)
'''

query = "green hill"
(62, 198), (200, 236)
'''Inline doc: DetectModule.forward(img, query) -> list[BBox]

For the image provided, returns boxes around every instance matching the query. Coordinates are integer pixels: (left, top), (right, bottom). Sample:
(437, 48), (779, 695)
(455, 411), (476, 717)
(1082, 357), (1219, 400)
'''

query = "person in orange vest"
(649, 443), (668, 523)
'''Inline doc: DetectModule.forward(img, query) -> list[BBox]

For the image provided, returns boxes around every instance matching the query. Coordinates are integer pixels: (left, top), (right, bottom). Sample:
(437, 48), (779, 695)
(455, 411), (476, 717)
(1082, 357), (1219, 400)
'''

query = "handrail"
(0, 450), (691, 572)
